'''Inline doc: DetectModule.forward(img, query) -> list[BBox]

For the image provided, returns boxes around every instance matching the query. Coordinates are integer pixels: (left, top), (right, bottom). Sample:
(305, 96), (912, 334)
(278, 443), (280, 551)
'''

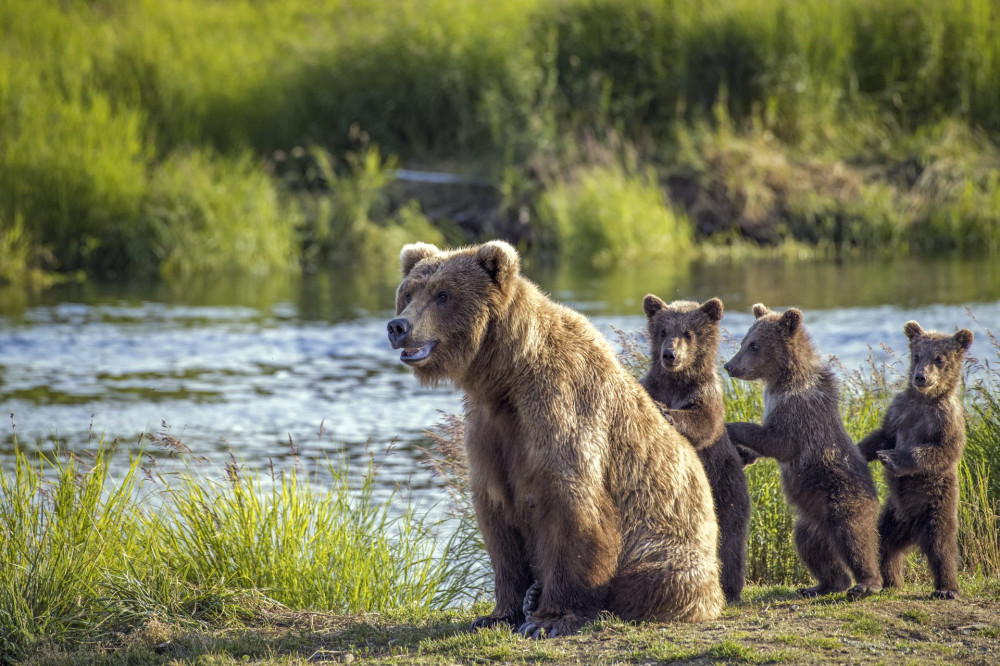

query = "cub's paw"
(522, 581), (542, 621)
(471, 611), (522, 632)
(931, 589), (959, 600)
(517, 612), (589, 639)
(845, 584), (880, 601)
(653, 401), (675, 426)
(736, 445), (760, 467)
(876, 450), (903, 475)
(798, 584), (845, 598)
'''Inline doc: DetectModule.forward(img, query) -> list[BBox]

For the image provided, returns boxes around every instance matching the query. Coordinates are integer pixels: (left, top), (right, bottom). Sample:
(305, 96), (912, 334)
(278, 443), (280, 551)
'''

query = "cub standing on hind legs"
(639, 295), (752, 603)
(857, 321), (973, 600)
(724, 303), (882, 600)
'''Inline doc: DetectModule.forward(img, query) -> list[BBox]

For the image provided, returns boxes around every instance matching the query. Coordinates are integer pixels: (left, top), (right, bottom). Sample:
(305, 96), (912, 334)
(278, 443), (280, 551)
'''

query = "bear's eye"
(405, 291), (412, 304)
(435, 291), (450, 304)
(749, 341), (759, 352)
(934, 355), (945, 366)
(913, 353), (920, 364)
(683, 331), (693, 341)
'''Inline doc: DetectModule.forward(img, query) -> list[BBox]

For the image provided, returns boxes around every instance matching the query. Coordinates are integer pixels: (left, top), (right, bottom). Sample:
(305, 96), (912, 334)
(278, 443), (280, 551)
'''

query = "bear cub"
(640, 295), (751, 603)
(724, 303), (881, 599)
(857, 321), (973, 599)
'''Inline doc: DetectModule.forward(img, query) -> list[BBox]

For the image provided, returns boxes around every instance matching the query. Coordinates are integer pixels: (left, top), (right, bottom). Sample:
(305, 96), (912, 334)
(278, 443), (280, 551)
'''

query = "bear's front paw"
(517, 611), (589, 639)
(471, 611), (523, 632)
(845, 583), (880, 601)
(522, 581), (542, 621)
(877, 450), (903, 475)
(931, 589), (958, 600)
(736, 445), (759, 467)
(653, 401), (675, 425)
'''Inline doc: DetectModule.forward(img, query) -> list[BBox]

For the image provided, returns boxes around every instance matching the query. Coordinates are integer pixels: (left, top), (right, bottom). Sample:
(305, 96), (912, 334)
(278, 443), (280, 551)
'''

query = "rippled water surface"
(2, 256), (998, 491)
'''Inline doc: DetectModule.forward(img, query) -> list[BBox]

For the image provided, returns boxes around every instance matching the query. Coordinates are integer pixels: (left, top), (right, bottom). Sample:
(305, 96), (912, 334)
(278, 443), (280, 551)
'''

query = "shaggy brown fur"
(640, 295), (751, 603)
(388, 241), (724, 638)
(857, 321), (973, 599)
(724, 303), (881, 599)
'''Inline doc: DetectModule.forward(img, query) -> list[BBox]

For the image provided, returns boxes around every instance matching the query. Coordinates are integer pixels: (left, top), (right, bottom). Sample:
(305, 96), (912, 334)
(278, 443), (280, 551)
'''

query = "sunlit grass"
(0, 434), (477, 662)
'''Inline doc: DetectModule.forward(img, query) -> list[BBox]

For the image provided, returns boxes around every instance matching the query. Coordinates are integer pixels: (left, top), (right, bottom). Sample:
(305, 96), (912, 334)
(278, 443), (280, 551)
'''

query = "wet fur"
(392, 241), (724, 638)
(724, 303), (881, 599)
(857, 321), (973, 599)
(640, 295), (751, 603)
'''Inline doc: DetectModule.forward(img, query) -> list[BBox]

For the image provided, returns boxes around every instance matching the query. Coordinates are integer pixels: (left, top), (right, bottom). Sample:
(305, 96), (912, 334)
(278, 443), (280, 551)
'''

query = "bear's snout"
(387, 317), (413, 348)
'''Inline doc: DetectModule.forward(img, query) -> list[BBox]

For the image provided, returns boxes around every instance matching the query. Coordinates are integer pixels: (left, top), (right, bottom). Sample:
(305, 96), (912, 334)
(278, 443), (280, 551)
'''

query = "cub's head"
(387, 240), (520, 385)
(642, 295), (723, 376)
(724, 303), (808, 384)
(903, 320), (973, 397)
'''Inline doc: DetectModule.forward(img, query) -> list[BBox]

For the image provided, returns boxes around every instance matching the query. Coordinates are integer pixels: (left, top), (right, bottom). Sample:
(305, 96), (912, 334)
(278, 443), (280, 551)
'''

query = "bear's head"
(387, 240), (520, 385)
(642, 295), (724, 376)
(903, 320), (973, 397)
(723, 303), (809, 385)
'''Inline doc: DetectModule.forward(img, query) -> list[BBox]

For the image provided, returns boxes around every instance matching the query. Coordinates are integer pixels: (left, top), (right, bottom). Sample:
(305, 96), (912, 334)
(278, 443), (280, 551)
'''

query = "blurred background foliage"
(2, 0), (999, 285)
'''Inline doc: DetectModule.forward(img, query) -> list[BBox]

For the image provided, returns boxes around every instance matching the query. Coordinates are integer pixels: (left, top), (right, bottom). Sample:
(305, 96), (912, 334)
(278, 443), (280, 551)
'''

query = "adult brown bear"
(387, 241), (723, 638)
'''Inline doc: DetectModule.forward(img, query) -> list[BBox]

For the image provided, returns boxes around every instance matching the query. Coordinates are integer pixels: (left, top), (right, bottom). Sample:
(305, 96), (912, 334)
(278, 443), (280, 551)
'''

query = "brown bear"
(387, 241), (724, 638)
(723, 303), (881, 599)
(639, 295), (751, 603)
(857, 321), (974, 599)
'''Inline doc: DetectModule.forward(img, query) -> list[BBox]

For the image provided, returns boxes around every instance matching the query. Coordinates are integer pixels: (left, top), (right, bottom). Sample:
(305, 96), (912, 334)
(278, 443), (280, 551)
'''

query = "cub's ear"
(781, 308), (802, 334)
(700, 297), (724, 322)
(903, 320), (924, 341)
(476, 240), (520, 288)
(954, 328), (974, 351)
(752, 303), (770, 319)
(400, 242), (440, 277)
(643, 294), (667, 319)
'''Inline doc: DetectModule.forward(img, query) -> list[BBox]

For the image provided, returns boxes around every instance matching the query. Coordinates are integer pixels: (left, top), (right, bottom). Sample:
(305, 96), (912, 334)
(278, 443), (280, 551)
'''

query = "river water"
(1, 255), (998, 494)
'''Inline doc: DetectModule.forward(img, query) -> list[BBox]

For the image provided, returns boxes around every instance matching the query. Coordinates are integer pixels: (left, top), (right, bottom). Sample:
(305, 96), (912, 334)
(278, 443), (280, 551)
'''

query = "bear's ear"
(903, 320), (924, 341)
(752, 303), (770, 319)
(475, 240), (520, 288)
(954, 328), (974, 351)
(643, 294), (667, 319)
(700, 297), (724, 322)
(781, 308), (802, 334)
(400, 242), (440, 277)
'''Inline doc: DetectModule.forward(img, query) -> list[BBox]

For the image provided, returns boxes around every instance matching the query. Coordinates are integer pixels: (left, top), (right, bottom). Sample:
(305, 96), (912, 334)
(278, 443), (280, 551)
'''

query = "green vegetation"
(2, 327), (999, 662)
(3, 0), (1000, 284)
(13, 590), (1000, 664)
(0, 435), (481, 663)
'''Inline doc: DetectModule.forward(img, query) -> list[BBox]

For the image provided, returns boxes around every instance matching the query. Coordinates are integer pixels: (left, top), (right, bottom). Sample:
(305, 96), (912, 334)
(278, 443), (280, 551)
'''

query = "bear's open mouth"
(400, 340), (437, 364)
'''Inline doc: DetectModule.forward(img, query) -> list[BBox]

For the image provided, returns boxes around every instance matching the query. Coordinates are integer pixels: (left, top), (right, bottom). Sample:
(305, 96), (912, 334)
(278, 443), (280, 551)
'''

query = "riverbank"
(18, 584), (1000, 665)
(2, 0), (1000, 285)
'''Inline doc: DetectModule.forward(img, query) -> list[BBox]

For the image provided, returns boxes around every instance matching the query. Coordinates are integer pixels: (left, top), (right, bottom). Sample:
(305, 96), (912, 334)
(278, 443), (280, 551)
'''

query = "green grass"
(3, 0), (1000, 283)
(0, 435), (479, 663)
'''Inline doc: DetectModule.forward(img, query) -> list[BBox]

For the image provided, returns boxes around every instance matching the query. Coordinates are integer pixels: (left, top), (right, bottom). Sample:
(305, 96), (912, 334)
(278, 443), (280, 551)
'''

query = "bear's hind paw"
(471, 612), (523, 632)
(931, 589), (958, 600)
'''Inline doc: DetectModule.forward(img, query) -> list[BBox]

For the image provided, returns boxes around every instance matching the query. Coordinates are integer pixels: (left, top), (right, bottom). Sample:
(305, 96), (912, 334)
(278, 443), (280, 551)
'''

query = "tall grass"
(0, 433), (476, 662)
(535, 163), (692, 268)
(3, 0), (1000, 282)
